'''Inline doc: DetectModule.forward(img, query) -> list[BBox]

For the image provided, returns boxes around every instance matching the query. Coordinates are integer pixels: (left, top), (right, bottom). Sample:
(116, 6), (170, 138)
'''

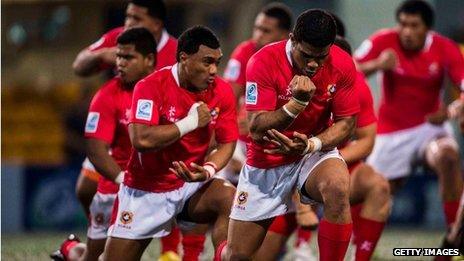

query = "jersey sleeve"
(442, 39), (464, 91)
(332, 61), (360, 118)
(354, 32), (386, 63)
(129, 78), (160, 126)
(224, 44), (248, 86)
(356, 73), (377, 127)
(88, 27), (121, 52)
(245, 53), (277, 111)
(215, 83), (239, 143)
(84, 85), (116, 144)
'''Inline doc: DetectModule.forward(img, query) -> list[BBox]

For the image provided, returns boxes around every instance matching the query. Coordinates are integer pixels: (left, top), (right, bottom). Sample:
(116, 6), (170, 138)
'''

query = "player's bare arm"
(129, 102), (212, 152)
(339, 123), (376, 164)
(249, 75), (315, 142)
(358, 49), (397, 77)
(86, 138), (124, 184)
(72, 47), (117, 77)
(170, 141), (236, 182)
(264, 115), (355, 155)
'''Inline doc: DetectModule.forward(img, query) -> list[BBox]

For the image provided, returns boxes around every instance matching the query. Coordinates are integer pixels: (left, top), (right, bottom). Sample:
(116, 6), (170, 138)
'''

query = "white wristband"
(203, 165), (216, 179)
(175, 102), (201, 137)
(309, 137), (322, 152)
(115, 171), (125, 184)
(282, 105), (298, 119)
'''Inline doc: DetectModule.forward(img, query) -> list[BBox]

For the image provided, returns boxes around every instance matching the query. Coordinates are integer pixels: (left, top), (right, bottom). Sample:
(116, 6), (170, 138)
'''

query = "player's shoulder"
(369, 28), (398, 41)
(235, 39), (257, 53)
(213, 76), (235, 100)
(166, 35), (178, 48)
(428, 31), (457, 48)
(99, 77), (122, 93)
(137, 66), (172, 88)
(104, 26), (124, 38)
(328, 45), (356, 74)
(250, 40), (285, 64)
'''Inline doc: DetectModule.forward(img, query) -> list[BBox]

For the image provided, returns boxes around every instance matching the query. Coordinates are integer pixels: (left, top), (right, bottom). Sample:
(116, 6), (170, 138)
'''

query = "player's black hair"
(261, 2), (293, 31)
(333, 36), (352, 56)
(396, 0), (434, 28)
(117, 27), (157, 57)
(130, 0), (167, 22)
(330, 13), (346, 37)
(176, 26), (220, 61)
(292, 9), (336, 48)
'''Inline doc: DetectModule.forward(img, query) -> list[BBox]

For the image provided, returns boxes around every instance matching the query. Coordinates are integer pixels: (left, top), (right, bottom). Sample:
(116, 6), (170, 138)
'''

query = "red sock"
(350, 204), (363, 244)
(213, 240), (227, 261)
(161, 226), (181, 254)
(318, 219), (352, 261)
(443, 200), (459, 226)
(295, 227), (312, 247)
(60, 240), (79, 259)
(354, 217), (385, 261)
(182, 234), (206, 261)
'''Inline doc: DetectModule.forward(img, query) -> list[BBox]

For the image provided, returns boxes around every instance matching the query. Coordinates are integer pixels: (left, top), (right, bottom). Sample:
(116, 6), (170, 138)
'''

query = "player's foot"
(50, 234), (81, 261)
(158, 250), (181, 261)
(293, 241), (317, 261)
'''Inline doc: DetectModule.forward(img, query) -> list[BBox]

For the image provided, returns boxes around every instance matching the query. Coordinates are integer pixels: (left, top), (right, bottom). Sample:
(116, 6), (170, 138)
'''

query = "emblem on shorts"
(94, 213), (104, 225)
(120, 211), (133, 224)
(237, 191), (248, 205)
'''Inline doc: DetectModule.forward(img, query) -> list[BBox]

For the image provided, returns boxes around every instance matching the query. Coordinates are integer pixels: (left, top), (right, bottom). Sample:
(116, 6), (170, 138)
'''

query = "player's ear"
(146, 53), (155, 67)
(179, 52), (188, 64)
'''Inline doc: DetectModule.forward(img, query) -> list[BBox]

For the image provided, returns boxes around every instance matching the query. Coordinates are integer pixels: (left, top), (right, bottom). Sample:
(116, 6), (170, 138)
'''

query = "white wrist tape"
(292, 97), (310, 106)
(282, 105), (298, 119)
(309, 137), (322, 152)
(115, 171), (125, 184)
(175, 102), (201, 137)
(203, 161), (218, 179)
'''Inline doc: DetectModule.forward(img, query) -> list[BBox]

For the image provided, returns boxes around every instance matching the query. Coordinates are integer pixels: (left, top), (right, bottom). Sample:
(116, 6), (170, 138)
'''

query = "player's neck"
(178, 65), (200, 93)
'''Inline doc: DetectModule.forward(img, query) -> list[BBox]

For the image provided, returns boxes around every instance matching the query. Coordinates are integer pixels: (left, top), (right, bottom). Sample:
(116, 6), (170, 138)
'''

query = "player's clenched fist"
(196, 102), (212, 127)
(290, 75), (316, 102)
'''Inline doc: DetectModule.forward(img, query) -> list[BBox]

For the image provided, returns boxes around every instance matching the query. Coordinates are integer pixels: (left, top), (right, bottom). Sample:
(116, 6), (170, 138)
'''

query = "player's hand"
(99, 47), (117, 65)
(169, 161), (209, 182)
(377, 49), (397, 70)
(263, 129), (312, 155)
(290, 75), (316, 102)
(426, 107), (448, 125)
(196, 102), (212, 128)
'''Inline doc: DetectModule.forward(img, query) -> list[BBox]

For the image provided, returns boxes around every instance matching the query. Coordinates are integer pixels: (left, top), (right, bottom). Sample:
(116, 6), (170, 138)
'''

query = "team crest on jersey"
(428, 62), (439, 75)
(136, 99), (153, 121)
(237, 191), (248, 205)
(120, 211), (133, 225)
(210, 107), (220, 124)
(85, 112), (100, 133)
(246, 82), (258, 105)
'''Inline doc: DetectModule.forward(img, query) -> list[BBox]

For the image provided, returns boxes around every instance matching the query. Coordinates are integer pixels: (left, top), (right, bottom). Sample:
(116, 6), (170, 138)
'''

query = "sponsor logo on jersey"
(224, 59), (241, 81)
(136, 99), (153, 121)
(85, 112), (100, 133)
(246, 82), (258, 105)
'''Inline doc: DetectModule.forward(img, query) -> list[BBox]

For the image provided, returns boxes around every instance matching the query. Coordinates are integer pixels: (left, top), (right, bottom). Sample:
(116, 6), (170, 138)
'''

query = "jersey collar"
(171, 63), (180, 87)
(285, 40), (293, 66)
(157, 30), (169, 52)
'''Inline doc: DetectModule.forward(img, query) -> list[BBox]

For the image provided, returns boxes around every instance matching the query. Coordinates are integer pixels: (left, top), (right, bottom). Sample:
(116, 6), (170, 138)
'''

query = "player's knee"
(435, 145), (459, 166)
(227, 251), (252, 261)
(370, 176), (391, 203)
(321, 175), (350, 204)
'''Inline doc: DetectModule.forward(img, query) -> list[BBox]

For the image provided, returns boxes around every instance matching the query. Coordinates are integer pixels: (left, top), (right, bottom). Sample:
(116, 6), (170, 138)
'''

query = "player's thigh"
(82, 238), (106, 261)
(424, 136), (459, 170)
(102, 237), (151, 261)
(304, 157), (350, 203)
(185, 178), (236, 223)
(76, 171), (98, 206)
(227, 218), (274, 258)
(349, 163), (384, 204)
(254, 231), (289, 261)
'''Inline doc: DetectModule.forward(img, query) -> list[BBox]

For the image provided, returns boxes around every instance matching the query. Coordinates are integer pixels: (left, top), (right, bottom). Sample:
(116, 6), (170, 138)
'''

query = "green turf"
(1, 228), (447, 260)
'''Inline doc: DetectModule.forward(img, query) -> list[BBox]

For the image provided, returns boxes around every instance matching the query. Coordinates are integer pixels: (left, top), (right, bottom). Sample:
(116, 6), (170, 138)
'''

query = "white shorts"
(217, 140), (246, 185)
(108, 181), (207, 240)
(230, 149), (343, 221)
(87, 192), (117, 240)
(367, 122), (451, 180)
